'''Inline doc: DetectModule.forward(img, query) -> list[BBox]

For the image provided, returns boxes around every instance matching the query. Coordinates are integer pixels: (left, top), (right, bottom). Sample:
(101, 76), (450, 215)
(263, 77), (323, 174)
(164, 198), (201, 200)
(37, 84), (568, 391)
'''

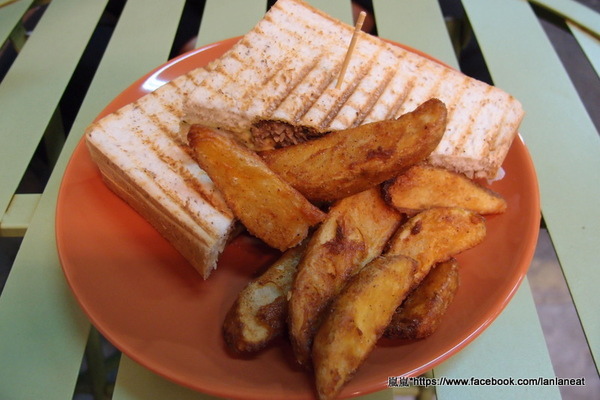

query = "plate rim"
(56, 37), (541, 400)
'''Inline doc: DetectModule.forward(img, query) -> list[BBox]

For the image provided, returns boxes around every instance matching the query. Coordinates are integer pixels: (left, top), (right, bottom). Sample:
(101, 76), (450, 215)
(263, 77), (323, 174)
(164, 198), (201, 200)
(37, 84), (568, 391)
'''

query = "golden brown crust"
(222, 244), (304, 353)
(184, 0), (524, 180)
(259, 99), (447, 202)
(382, 163), (507, 215)
(385, 207), (486, 286)
(384, 258), (460, 340)
(312, 255), (417, 400)
(188, 126), (325, 251)
(288, 188), (402, 367)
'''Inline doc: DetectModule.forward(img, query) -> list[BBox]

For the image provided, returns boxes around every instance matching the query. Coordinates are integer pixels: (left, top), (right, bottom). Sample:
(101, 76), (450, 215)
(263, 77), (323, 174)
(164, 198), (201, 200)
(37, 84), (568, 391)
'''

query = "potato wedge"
(384, 258), (460, 340)
(382, 164), (507, 215)
(188, 126), (325, 251)
(223, 244), (306, 353)
(259, 99), (447, 202)
(288, 188), (402, 367)
(386, 207), (485, 286)
(312, 255), (416, 400)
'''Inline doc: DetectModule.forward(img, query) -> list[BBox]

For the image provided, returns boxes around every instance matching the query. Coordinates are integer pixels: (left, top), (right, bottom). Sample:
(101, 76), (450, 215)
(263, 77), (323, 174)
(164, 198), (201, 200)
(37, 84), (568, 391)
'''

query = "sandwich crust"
(184, 0), (524, 179)
(86, 68), (237, 279)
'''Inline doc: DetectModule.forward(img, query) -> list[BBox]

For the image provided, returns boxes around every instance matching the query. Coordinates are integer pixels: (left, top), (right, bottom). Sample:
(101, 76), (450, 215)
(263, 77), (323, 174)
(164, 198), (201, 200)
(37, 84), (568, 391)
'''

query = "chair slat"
(195, 0), (267, 48)
(570, 21), (600, 76)
(113, 355), (395, 400)
(0, 193), (40, 236)
(113, 356), (220, 400)
(0, 0), (34, 46)
(0, 188), (91, 400)
(307, 0), (353, 24)
(0, 0), (186, 398)
(530, 0), (600, 37)
(0, 0), (108, 220)
(462, 0), (600, 370)
(372, 0), (458, 69)
(435, 280), (561, 399)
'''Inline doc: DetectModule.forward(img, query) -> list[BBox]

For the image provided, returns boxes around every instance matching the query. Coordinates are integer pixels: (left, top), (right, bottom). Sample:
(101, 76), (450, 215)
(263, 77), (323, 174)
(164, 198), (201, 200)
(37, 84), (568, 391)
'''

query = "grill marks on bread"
(86, 68), (236, 278)
(94, 102), (233, 232)
(185, 0), (524, 179)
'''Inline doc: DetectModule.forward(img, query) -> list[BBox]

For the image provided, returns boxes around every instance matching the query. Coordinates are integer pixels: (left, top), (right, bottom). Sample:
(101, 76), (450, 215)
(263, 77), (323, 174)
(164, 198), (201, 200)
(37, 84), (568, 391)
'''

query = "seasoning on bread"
(184, 0), (524, 180)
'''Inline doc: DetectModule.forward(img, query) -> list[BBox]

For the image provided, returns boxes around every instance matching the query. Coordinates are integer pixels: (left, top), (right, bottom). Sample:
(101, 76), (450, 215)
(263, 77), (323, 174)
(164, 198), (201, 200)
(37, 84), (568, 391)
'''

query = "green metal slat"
(372, 0), (459, 69)
(307, 0), (354, 24)
(0, 193), (40, 236)
(0, 196), (91, 400)
(195, 0), (268, 48)
(435, 280), (560, 399)
(113, 354), (395, 400)
(0, 0), (108, 220)
(462, 0), (600, 371)
(0, 0), (34, 46)
(570, 21), (600, 76)
(370, 2), (558, 398)
(113, 356), (222, 400)
(0, 0), (186, 398)
(530, 0), (600, 37)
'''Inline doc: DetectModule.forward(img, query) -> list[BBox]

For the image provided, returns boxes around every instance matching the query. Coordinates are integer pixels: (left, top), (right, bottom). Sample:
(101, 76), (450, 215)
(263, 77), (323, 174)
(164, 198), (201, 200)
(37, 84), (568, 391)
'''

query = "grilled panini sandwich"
(85, 68), (238, 279)
(184, 0), (524, 180)
(85, 0), (523, 280)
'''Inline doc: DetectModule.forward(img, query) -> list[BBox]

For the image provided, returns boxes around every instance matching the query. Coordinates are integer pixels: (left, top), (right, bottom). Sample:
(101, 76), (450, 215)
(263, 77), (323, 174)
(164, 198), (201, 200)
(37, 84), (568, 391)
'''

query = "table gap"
(72, 327), (121, 400)
(11, 1), (122, 198)
(58, 0), (124, 135)
(168, 0), (205, 59)
(0, 236), (21, 297)
(0, 39), (17, 82)
(0, 2), (48, 82)
(14, 138), (51, 194)
(266, 0), (278, 10)
(527, 228), (600, 398)
(438, 12), (491, 85)
(354, 0), (377, 35)
(532, 3), (600, 133)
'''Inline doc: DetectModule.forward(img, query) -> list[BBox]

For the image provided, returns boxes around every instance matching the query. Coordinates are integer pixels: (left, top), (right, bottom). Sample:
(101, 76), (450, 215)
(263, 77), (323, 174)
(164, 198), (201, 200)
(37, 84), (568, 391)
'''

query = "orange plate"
(56, 38), (540, 400)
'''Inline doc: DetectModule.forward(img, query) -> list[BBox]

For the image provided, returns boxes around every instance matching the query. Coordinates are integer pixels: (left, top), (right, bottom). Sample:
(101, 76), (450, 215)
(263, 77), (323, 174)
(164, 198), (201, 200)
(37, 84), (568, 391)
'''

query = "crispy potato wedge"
(312, 255), (416, 400)
(188, 126), (325, 251)
(386, 207), (485, 286)
(259, 99), (447, 202)
(288, 188), (402, 367)
(384, 258), (460, 340)
(382, 164), (507, 215)
(223, 244), (306, 353)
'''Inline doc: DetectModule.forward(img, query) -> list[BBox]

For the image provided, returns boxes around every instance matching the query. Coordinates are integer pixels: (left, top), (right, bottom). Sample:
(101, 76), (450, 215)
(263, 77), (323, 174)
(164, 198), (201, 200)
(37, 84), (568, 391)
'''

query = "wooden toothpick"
(336, 11), (366, 90)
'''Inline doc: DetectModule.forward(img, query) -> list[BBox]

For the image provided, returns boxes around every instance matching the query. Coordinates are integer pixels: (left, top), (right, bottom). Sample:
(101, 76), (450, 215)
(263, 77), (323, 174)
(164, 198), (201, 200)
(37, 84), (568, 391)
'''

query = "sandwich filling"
(184, 0), (524, 180)
(250, 120), (329, 150)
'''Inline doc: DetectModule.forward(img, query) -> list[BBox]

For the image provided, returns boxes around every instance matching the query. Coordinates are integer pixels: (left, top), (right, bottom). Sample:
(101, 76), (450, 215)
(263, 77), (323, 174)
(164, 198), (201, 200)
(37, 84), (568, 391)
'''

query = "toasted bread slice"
(85, 69), (237, 279)
(184, 0), (523, 179)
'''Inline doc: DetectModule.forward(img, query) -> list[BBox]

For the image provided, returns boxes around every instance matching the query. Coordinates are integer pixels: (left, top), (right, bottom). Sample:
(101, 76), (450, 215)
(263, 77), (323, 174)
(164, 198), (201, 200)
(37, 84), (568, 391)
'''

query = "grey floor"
(527, 1), (600, 399)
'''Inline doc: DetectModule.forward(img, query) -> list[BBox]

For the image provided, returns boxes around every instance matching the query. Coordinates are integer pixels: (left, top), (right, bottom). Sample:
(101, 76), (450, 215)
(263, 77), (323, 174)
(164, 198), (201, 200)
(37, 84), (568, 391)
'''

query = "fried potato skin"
(312, 255), (416, 400)
(259, 99), (447, 202)
(382, 164), (507, 215)
(386, 207), (485, 286)
(385, 258), (460, 340)
(288, 188), (402, 367)
(223, 245), (305, 353)
(188, 126), (325, 251)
